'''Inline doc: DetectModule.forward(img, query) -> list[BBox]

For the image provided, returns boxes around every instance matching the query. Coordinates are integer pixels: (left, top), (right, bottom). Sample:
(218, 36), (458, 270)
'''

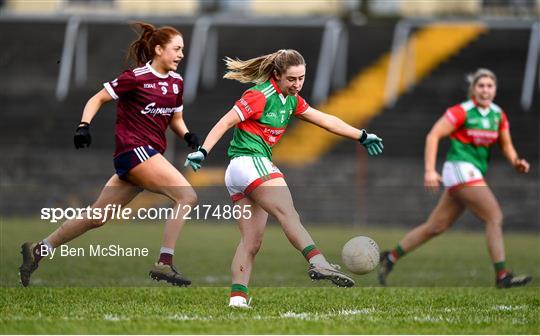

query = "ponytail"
(126, 22), (182, 67)
(224, 49), (305, 84)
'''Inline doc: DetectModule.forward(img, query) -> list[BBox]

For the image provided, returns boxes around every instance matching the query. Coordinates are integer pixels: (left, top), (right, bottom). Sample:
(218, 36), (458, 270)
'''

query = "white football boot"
(228, 296), (252, 309)
(308, 263), (355, 287)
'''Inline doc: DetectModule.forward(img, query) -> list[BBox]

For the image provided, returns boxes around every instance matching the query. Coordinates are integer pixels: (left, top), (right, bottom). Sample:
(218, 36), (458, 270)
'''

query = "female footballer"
(378, 69), (532, 289)
(184, 49), (384, 308)
(20, 22), (198, 287)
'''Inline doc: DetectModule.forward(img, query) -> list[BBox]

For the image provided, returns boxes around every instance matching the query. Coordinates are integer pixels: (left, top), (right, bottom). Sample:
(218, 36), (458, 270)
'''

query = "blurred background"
(0, 0), (538, 231)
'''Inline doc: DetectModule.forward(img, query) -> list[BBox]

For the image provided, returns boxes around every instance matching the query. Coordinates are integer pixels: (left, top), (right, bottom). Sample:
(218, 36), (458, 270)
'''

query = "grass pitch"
(1, 218), (539, 334)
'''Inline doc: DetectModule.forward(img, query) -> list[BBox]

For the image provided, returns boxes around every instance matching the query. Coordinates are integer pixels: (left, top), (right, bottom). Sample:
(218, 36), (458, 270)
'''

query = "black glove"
(184, 132), (200, 150)
(74, 122), (91, 149)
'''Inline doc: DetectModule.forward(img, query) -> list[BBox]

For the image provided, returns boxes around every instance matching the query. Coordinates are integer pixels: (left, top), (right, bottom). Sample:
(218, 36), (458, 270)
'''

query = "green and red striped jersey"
(444, 99), (509, 174)
(228, 78), (310, 160)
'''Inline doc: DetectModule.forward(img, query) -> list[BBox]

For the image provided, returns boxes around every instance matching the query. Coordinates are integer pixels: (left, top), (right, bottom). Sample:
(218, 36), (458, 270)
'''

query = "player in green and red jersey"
(378, 69), (532, 289)
(185, 49), (384, 308)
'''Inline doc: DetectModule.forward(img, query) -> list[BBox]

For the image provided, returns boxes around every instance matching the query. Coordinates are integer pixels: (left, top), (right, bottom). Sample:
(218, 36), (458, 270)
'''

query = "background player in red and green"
(378, 68), (532, 288)
(19, 22), (199, 287)
(185, 49), (384, 308)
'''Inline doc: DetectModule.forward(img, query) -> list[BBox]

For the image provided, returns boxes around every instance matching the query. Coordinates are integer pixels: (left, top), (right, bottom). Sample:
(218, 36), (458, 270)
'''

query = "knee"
(243, 236), (263, 256)
(173, 188), (198, 207)
(485, 211), (504, 227)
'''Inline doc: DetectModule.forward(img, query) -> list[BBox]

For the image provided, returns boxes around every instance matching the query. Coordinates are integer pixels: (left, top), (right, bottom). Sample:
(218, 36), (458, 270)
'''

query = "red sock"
(494, 261), (508, 280)
(497, 269), (509, 280)
(158, 253), (173, 265)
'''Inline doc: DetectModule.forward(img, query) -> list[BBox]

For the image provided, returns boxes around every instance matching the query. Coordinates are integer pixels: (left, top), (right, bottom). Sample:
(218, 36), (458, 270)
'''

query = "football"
(341, 236), (380, 275)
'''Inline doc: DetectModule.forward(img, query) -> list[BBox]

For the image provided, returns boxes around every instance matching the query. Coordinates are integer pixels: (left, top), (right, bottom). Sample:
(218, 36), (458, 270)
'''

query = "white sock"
(309, 254), (331, 268)
(160, 247), (174, 255)
(42, 238), (53, 250)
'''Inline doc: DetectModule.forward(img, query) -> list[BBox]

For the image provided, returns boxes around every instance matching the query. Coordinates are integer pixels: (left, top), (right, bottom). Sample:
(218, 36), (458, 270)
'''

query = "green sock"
(230, 284), (248, 299)
(395, 245), (406, 257)
(389, 244), (406, 262)
(494, 261), (508, 279)
(301, 244), (322, 262)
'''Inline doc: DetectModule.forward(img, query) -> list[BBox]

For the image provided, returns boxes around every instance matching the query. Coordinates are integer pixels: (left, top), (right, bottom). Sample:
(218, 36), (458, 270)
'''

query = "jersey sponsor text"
(140, 102), (177, 117)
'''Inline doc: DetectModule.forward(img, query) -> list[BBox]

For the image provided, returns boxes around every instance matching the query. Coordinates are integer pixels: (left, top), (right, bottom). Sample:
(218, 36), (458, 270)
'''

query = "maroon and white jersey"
(103, 61), (184, 157)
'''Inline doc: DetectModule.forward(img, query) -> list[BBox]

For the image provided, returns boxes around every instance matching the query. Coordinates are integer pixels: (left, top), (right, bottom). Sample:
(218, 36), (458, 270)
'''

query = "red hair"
(126, 22), (182, 67)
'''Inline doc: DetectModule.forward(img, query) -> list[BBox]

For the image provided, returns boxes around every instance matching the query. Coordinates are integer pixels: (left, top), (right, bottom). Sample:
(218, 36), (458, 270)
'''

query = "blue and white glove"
(359, 130), (384, 156)
(184, 147), (207, 171)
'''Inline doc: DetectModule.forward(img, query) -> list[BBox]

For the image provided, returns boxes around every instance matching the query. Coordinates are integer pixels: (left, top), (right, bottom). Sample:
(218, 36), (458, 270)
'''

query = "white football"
(341, 236), (380, 275)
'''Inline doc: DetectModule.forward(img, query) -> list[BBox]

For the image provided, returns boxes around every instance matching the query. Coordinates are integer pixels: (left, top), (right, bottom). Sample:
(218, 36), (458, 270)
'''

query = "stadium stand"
(361, 28), (540, 229)
(0, 17), (538, 229)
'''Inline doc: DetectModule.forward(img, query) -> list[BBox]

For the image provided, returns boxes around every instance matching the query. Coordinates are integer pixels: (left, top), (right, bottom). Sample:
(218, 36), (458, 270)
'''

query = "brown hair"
(126, 22), (182, 67)
(223, 49), (305, 84)
(467, 68), (497, 99)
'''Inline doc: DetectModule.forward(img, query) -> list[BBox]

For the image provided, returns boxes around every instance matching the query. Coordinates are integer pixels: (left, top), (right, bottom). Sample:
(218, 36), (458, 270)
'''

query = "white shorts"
(442, 161), (485, 191)
(225, 156), (284, 202)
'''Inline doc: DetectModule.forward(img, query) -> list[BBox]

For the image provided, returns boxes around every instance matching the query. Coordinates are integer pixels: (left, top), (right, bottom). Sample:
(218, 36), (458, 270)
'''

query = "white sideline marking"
(493, 305), (528, 311)
(281, 312), (312, 320)
(165, 314), (213, 321)
(280, 308), (376, 321)
(103, 314), (129, 321)
(336, 308), (375, 315)
(3, 307), (379, 323)
(413, 315), (445, 323)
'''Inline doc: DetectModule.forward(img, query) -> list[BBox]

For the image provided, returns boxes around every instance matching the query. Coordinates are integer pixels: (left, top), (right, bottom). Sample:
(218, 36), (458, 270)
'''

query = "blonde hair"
(467, 68), (497, 99)
(223, 49), (305, 84)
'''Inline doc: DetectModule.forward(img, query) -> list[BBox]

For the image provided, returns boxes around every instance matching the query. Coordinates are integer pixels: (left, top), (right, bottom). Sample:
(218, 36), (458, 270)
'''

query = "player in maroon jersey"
(19, 22), (198, 287)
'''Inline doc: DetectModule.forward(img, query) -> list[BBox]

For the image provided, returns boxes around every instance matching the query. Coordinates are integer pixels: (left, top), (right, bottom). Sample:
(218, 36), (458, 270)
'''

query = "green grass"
(1, 218), (539, 333)
(1, 287), (538, 334)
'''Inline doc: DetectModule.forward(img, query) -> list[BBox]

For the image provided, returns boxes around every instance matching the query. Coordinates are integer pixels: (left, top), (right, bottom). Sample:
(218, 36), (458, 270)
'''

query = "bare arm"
(498, 129), (530, 173)
(297, 107), (364, 140)
(169, 111), (189, 139)
(80, 88), (113, 124)
(200, 108), (241, 153)
(184, 109), (240, 170)
(424, 116), (455, 192)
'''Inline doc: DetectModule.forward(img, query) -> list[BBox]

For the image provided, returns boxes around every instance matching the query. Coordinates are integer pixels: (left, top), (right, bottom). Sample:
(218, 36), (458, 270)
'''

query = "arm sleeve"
(444, 105), (466, 128)
(233, 90), (266, 121)
(499, 111), (510, 131)
(294, 94), (310, 116)
(103, 70), (137, 100)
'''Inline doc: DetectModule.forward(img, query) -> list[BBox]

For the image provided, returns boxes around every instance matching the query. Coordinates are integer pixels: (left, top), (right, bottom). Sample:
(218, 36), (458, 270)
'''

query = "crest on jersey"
(481, 119), (490, 128)
(173, 84), (179, 94)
